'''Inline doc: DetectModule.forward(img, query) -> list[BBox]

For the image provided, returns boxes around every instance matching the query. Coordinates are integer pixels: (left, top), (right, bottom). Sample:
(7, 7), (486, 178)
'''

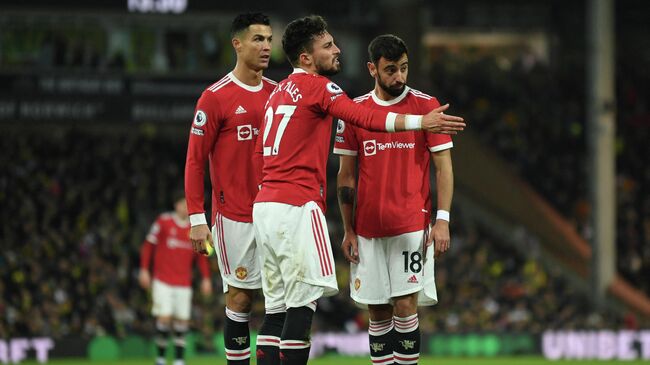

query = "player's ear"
(232, 37), (241, 52)
(299, 52), (312, 66)
(367, 62), (376, 78)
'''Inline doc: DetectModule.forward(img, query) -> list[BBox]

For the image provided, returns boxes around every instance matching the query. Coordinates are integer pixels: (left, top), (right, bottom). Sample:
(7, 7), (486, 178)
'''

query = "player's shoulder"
(299, 73), (342, 92)
(261, 77), (278, 94)
(352, 92), (373, 104)
(204, 74), (234, 95)
(157, 212), (175, 223)
(407, 87), (439, 105)
(262, 76), (278, 87)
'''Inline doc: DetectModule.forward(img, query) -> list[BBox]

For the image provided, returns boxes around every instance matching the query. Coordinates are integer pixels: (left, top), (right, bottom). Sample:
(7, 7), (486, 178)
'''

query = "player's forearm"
(331, 97), (421, 133)
(140, 242), (154, 270)
(433, 153), (454, 214)
(184, 157), (207, 223)
(337, 185), (356, 233)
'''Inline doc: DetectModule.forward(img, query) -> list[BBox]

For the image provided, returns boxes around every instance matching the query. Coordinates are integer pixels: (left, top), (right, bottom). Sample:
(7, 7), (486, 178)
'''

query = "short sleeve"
(333, 119), (358, 156)
(422, 96), (453, 152)
(146, 218), (162, 244)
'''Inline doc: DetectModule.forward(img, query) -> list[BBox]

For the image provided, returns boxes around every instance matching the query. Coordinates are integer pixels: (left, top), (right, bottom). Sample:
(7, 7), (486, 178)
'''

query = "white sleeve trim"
(333, 148), (358, 156)
(189, 213), (208, 227)
(429, 141), (454, 152)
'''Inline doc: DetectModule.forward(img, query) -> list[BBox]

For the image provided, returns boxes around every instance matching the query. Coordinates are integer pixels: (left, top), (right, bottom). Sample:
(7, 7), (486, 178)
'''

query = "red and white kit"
(254, 68), (399, 308)
(334, 87), (453, 306)
(140, 213), (210, 319)
(185, 72), (276, 291)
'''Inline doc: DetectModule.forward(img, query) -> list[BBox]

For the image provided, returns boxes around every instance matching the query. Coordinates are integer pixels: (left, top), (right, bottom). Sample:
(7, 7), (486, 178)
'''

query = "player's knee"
(226, 288), (254, 312)
(172, 321), (189, 334)
(156, 317), (172, 329)
(368, 304), (393, 322)
(282, 306), (315, 341)
(392, 294), (417, 317)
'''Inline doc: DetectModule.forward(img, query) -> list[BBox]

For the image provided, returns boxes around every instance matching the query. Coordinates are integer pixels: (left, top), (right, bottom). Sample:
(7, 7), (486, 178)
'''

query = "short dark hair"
(282, 15), (328, 66)
(230, 12), (270, 38)
(368, 34), (408, 65)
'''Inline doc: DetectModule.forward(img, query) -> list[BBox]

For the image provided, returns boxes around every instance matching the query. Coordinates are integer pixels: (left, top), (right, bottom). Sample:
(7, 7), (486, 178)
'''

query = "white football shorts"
(253, 201), (339, 309)
(211, 212), (262, 292)
(151, 279), (193, 320)
(349, 229), (438, 307)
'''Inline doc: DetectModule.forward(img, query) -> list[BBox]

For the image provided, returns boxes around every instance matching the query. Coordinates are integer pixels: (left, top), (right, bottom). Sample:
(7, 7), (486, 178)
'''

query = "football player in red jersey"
(253, 16), (464, 365)
(184, 13), (280, 365)
(335, 34), (454, 365)
(139, 192), (212, 365)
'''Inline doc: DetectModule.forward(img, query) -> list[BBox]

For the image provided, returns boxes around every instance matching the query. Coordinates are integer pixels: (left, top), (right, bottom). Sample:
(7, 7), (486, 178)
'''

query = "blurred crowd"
(1, 126), (639, 344)
(0, 18), (231, 74)
(429, 47), (650, 296)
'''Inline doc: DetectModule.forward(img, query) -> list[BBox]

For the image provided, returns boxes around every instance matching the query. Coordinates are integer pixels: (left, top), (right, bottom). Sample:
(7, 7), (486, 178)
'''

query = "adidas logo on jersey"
(235, 105), (247, 114)
(407, 275), (419, 284)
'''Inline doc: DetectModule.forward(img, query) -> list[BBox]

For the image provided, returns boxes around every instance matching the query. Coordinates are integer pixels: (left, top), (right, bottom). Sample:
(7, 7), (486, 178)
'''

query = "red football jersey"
(140, 213), (210, 287)
(185, 72), (277, 224)
(333, 87), (453, 238)
(254, 69), (395, 212)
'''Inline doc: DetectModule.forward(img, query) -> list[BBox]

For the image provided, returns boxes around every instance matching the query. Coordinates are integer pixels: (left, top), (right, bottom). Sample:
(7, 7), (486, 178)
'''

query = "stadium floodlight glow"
(127, 0), (187, 14)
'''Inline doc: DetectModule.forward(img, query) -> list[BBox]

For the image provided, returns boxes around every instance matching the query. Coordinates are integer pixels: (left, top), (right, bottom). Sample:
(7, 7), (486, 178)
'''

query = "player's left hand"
(341, 231), (360, 264)
(200, 277), (212, 297)
(428, 220), (450, 258)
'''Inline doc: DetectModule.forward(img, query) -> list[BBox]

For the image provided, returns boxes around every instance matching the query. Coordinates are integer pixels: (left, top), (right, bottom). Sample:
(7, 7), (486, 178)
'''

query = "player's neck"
(373, 86), (397, 102)
(296, 64), (318, 75)
(231, 64), (263, 86)
(173, 212), (189, 225)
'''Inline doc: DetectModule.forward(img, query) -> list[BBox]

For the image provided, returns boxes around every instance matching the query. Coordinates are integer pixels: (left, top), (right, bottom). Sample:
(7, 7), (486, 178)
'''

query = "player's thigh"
(386, 230), (426, 298)
(252, 203), (287, 310)
(171, 286), (193, 321)
(151, 279), (174, 317)
(212, 212), (261, 293)
(280, 201), (338, 307)
(349, 235), (392, 306)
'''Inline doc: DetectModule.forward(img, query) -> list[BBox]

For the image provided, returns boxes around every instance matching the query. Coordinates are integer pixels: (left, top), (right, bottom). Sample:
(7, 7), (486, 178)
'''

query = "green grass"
(18, 356), (650, 365)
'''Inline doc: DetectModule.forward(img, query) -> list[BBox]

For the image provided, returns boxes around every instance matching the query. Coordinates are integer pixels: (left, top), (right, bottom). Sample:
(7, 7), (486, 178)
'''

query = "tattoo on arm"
(337, 187), (355, 205)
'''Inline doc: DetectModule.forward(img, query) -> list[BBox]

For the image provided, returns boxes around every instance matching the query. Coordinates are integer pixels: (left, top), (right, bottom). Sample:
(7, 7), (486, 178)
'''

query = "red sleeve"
(140, 241), (154, 270)
(184, 92), (221, 216)
(333, 119), (359, 155)
(422, 97), (453, 151)
(140, 217), (161, 270)
(196, 253), (210, 278)
(313, 78), (390, 132)
(252, 120), (265, 187)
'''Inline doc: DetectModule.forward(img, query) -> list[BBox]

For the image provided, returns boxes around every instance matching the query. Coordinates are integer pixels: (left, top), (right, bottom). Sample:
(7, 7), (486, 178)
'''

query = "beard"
(378, 77), (405, 97)
(316, 58), (341, 77)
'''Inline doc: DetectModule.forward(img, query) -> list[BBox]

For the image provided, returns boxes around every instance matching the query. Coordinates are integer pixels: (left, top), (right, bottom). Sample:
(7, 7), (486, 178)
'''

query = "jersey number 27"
(262, 105), (296, 156)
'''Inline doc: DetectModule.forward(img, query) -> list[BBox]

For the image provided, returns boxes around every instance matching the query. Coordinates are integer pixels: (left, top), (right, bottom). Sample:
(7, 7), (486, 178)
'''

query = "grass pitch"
(19, 355), (650, 365)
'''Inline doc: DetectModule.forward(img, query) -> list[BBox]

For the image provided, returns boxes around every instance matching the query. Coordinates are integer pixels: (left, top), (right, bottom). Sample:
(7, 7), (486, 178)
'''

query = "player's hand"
(428, 220), (450, 258)
(341, 231), (359, 264)
(421, 104), (465, 135)
(190, 224), (212, 255)
(200, 278), (212, 297)
(138, 269), (151, 290)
